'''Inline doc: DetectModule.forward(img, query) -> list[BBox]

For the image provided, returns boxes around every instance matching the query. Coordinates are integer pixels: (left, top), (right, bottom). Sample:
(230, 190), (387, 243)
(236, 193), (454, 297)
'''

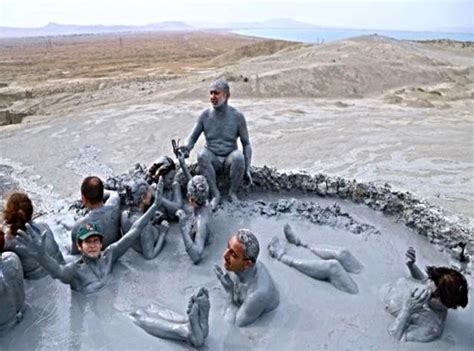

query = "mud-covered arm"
(239, 114), (252, 173)
(177, 210), (207, 264)
(104, 190), (120, 208)
(184, 113), (204, 152)
(389, 287), (431, 341)
(235, 292), (268, 327)
(107, 180), (163, 263)
(177, 153), (192, 184)
(405, 247), (428, 281)
(16, 225), (74, 284)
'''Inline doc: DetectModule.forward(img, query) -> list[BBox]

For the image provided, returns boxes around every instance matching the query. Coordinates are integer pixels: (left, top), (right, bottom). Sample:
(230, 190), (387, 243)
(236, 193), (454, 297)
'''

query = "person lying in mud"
(176, 175), (212, 264)
(70, 176), (121, 255)
(267, 224), (362, 294)
(121, 178), (169, 260)
(177, 79), (253, 210)
(146, 155), (183, 221)
(2, 192), (65, 279)
(0, 230), (25, 335)
(385, 247), (468, 343)
(14, 182), (163, 295)
(214, 230), (279, 327)
(131, 287), (210, 348)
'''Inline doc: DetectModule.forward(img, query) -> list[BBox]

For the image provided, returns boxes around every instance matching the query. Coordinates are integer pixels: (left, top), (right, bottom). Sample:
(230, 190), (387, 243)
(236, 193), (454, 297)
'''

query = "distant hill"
(0, 21), (194, 38)
(223, 18), (320, 30)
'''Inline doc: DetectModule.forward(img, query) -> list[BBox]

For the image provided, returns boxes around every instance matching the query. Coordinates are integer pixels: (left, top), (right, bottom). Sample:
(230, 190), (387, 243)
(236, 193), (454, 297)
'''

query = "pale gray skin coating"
(214, 262), (279, 327)
(15, 184), (163, 295)
(4, 221), (65, 279)
(176, 156), (212, 264)
(121, 180), (169, 260)
(131, 287), (210, 348)
(386, 247), (448, 342)
(181, 80), (252, 209)
(70, 190), (121, 255)
(0, 252), (25, 335)
(267, 224), (361, 294)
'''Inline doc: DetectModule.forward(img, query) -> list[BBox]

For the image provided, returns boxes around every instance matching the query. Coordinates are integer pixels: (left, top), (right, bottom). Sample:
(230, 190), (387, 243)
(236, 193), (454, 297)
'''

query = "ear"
(244, 259), (254, 269)
(76, 241), (83, 253)
(81, 194), (88, 206)
(226, 92), (231, 99)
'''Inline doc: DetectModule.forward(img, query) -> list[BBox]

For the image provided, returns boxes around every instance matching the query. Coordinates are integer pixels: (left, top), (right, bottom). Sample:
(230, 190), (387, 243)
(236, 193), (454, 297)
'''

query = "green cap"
(77, 223), (103, 241)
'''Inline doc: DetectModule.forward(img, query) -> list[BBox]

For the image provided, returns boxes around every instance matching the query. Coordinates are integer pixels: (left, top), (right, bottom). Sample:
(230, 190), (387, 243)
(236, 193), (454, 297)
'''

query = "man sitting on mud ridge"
(70, 176), (121, 254)
(15, 181), (163, 295)
(178, 79), (253, 209)
(214, 230), (279, 326)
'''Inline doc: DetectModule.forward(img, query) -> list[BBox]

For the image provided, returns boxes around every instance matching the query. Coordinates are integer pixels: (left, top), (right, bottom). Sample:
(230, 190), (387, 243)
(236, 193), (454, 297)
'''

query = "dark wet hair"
(148, 156), (176, 182)
(3, 192), (33, 236)
(0, 228), (5, 252)
(427, 266), (468, 309)
(81, 176), (104, 205)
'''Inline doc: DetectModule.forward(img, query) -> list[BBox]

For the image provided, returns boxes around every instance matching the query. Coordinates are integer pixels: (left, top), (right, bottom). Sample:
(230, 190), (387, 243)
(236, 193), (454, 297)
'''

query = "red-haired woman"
(2, 192), (64, 279)
(385, 247), (468, 342)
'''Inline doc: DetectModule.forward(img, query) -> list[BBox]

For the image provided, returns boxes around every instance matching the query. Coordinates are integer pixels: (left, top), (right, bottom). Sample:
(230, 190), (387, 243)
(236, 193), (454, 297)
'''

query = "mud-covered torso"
(0, 252), (25, 333)
(4, 221), (64, 280)
(68, 252), (114, 295)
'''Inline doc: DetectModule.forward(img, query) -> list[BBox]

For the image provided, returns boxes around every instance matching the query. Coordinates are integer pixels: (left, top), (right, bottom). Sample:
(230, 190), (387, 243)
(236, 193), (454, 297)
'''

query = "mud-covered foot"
(210, 194), (221, 211)
(196, 287), (210, 338)
(284, 223), (301, 246)
(228, 191), (239, 203)
(187, 294), (205, 347)
(267, 236), (285, 259)
(130, 308), (148, 325)
(159, 220), (170, 237)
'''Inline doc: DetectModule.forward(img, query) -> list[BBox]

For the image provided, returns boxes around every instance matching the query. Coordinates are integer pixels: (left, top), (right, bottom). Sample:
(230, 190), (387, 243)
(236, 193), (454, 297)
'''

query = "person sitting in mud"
(121, 178), (169, 260)
(2, 192), (65, 279)
(267, 224), (362, 294)
(214, 230), (279, 327)
(131, 287), (210, 348)
(70, 176), (121, 255)
(177, 79), (253, 210)
(146, 156), (183, 221)
(176, 175), (212, 264)
(385, 247), (468, 343)
(15, 181), (164, 295)
(0, 229), (25, 334)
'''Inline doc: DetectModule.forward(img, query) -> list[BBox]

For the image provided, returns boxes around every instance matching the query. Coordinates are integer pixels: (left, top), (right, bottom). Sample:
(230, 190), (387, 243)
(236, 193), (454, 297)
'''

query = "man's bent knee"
(226, 150), (244, 167)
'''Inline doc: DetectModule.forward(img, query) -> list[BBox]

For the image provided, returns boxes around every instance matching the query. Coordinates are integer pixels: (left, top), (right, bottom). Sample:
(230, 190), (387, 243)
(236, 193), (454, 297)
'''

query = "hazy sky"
(1, 0), (472, 31)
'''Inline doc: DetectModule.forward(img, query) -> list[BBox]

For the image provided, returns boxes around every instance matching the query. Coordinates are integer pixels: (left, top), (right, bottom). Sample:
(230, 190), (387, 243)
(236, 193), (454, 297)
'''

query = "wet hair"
(130, 178), (149, 207)
(427, 266), (468, 309)
(81, 176), (104, 205)
(0, 228), (5, 252)
(209, 79), (230, 94)
(148, 156), (176, 181)
(3, 192), (33, 236)
(236, 229), (259, 263)
(187, 175), (209, 206)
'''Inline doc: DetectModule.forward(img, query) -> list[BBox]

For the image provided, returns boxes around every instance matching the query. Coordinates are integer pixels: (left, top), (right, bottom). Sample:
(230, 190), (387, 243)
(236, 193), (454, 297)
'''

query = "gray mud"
(0, 167), (473, 350)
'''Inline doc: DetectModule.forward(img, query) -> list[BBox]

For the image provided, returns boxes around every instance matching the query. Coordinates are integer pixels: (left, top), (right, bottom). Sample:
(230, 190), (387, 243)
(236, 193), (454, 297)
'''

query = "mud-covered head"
(0, 227), (5, 252)
(209, 79), (230, 108)
(187, 175), (209, 206)
(224, 229), (259, 272)
(427, 266), (469, 309)
(147, 156), (176, 188)
(81, 176), (104, 208)
(129, 178), (152, 209)
(3, 192), (33, 236)
(76, 222), (104, 258)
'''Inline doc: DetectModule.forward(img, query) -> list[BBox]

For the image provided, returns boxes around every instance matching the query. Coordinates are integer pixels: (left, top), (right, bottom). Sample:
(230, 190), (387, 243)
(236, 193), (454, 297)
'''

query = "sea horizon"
(231, 27), (474, 43)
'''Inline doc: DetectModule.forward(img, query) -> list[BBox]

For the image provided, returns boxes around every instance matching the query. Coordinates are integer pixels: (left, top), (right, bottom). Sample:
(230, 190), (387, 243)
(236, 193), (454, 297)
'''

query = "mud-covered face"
(223, 235), (253, 272)
(78, 235), (103, 257)
(209, 89), (229, 107)
(141, 187), (153, 206)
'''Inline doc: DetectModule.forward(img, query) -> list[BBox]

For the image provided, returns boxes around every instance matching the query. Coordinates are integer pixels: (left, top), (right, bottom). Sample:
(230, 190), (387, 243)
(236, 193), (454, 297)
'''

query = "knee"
(198, 150), (213, 166)
(327, 260), (343, 274)
(229, 150), (244, 165)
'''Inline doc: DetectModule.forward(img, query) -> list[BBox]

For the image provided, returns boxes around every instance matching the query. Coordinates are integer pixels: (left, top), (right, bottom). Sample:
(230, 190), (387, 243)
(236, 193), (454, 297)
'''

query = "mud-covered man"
(179, 79), (253, 209)
(214, 230), (279, 326)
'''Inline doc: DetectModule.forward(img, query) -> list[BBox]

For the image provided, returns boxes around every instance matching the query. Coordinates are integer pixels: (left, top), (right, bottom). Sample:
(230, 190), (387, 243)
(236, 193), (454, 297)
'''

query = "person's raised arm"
(183, 113), (205, 154)
(16, 224), (73, 285)
(107, 179), (163, 263)
(405, 247), (428, 281)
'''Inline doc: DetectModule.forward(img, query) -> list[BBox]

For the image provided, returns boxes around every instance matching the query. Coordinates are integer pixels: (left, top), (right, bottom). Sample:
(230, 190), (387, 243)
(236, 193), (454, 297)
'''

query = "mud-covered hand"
(404, 287), (431, 313)
(405, 247), (416, 267)
(243, 169), (253, 187)
(176, 146), (190, 159)
(214, 264), (234, 294)
(16, 223), (47, 257)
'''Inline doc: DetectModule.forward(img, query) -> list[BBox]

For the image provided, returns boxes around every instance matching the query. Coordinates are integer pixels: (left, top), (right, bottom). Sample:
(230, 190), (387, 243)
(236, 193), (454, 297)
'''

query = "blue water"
(232, 28), (474, 43)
